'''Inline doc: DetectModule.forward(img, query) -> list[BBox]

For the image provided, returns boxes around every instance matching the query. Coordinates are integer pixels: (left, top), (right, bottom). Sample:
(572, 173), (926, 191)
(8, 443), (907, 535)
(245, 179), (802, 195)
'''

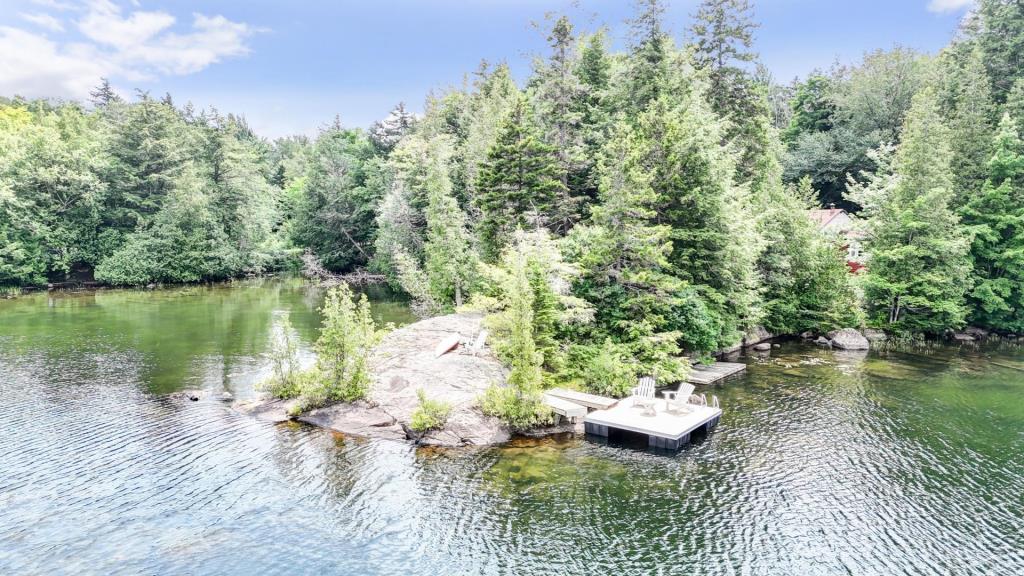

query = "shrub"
(565, 339), (637, 398)
(259, 314), (306, 398)
(262, 285), (389, 414)
(409, 389), (452, 433)
(480, 385), (553, 431)
(314, 283), (388, 404)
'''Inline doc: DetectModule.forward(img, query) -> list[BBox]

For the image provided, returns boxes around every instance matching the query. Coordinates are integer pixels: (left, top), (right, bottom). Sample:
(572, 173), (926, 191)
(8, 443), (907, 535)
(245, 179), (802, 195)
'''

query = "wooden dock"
(688, 362), (746, 385)
(584, 400), (722, 450)
(543, 393), (587, 421)
(545, 388), (618, 410)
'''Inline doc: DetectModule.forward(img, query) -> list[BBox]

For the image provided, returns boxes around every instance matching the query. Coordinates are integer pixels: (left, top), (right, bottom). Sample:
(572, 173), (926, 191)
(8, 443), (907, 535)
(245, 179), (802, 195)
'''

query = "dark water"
(1, 280), (1022, 575)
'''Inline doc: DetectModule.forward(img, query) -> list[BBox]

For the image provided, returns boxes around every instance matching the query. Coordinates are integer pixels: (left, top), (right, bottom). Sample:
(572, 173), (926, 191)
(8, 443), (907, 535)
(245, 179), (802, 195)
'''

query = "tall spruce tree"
(638, 90), (760, 350)
(943, 46), (996, 205)
(531, 15), (588, 233)
(566, 120), (688, 380)
(689, 0), (759, 121)
(851, 89), (971, 334)
(961, 113), (1024, 332)
(475, 96), (566, 261)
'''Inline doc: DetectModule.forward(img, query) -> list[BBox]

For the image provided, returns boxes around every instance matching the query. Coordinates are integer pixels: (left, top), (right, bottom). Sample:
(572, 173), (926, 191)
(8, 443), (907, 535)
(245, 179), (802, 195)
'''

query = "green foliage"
(293, 122), (384, 272)
(563, 339), (637, 398)
(850, 89), (971, 335)
(566, 120), (689, 379)
(475, 96), (566, 260)
(259, 314), (306, 399)
(960, 114), (1024, 332)
(480, 384), (553, 431)
(783, 74), (835, 143)
(409, 389), (452, 433)
(312, 284), (388, 404)
(758, 177), (862, 334)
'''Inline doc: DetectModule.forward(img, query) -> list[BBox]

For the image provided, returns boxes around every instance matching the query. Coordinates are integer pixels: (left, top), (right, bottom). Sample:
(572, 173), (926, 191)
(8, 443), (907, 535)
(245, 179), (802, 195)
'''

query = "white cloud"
(927, 0), (975, 13)
(0, 1), (257, 101)
(0, 26), (120, 99)
(20, 12), (66, 32)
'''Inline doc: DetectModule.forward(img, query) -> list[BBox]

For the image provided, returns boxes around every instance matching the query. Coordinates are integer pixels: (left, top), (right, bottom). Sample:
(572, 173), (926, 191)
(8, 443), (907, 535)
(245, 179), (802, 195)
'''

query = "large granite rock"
(237, 313), (512, 447)
(827, 328), (870, 350)
(742, 326), (774, 347)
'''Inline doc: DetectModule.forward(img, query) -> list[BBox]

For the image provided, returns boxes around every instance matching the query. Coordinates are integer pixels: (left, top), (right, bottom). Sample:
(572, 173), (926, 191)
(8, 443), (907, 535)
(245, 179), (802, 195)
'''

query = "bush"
(564, 339), (637, 398)
(314, 283), (388, 404)
(261, 285), (389, 414)
(259, 314), (306, 398)
(409, 389), (452, 433)
(480, 385), (553, 431)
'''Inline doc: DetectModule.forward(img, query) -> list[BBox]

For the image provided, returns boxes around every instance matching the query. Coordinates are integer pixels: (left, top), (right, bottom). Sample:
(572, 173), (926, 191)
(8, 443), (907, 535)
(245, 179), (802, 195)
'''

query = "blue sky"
(0, 0), (975, 138)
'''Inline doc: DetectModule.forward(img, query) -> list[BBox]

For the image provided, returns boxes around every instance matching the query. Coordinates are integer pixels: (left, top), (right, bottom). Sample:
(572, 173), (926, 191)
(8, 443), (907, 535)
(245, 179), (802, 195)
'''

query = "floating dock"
(687, 362), (746, 385)
(584, 401), (722, 450)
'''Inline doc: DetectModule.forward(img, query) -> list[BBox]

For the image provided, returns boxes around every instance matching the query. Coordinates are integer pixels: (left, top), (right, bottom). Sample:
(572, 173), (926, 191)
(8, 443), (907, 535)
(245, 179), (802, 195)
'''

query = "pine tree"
(961, 113), (1024, 332)
(567, 120), (688, 380)
(689, 0), (759, 122)
(530, 15), (588, 232)
(851, 89), (971, 334)
(460, 62), (520, 206)
(423, 138), (476, 308)
(944, 47), (995, 205)
(475, 96), (566, 261)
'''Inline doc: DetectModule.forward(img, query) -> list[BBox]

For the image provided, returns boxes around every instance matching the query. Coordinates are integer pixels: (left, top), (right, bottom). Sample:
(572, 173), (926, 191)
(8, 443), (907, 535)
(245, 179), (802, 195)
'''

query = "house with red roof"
(808, 208), (865, 273)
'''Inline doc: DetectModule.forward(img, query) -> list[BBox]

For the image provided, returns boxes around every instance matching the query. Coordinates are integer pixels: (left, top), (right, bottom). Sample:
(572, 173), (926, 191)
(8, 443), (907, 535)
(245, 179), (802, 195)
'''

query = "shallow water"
(1, 280), (1022, 575)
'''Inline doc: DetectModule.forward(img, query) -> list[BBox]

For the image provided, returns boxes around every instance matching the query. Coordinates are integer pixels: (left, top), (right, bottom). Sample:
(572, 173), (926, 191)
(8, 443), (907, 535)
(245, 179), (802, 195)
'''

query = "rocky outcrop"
(827, 328), (870, 350)
(742, 326), (774, 347)
(862, 328), (888, 343)
(236, 313), (512, 447)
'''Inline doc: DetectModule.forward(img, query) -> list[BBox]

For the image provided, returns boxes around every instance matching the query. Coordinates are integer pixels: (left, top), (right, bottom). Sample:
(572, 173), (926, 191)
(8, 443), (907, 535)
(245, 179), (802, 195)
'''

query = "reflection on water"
(1, 281), (1023, 574)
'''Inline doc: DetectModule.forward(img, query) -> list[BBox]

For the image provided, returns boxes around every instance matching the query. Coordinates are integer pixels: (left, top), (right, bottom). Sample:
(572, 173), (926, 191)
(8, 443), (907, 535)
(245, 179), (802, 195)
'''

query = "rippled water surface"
(1, 280), (1022, 575)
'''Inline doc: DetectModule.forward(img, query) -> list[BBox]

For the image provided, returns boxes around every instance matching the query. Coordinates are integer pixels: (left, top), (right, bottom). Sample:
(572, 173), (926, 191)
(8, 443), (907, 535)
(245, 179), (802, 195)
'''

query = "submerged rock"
(814, 336), (833, 348)
(743, 326), (774, 347)
(827, 328), (870, 350)
(753, 342), (772, 351)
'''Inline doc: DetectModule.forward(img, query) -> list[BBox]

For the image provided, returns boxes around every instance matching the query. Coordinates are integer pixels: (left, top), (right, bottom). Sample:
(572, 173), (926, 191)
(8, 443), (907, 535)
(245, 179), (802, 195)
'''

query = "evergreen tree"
(943, 46), (995, 205)
(967, 0), (1024, 103)
(422, 138), (476, 308)
(459, 62), (520, 206)
(850, 89), (971, 334)
(567, 120), (688, 380)
(475, 96), (565, 261)
(623, 0), (671, 115)
(1004, 78), (1024, 136)
(638, 91), (760, 349)
(293, 123), (384, 271)
(530, 15), (588, 232)
(369, 102), (417, 154)
(89, 78), (122, 108)
(689, 0), (759, 122)
(961, 113), (1024, 332)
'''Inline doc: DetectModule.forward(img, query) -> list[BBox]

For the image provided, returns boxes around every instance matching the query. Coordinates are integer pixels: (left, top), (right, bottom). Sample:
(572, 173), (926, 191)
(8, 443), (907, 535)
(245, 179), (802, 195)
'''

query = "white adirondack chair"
(461, 329), (488, 356)
(662, 382), (696, 414)
(631, 376), (658, 415)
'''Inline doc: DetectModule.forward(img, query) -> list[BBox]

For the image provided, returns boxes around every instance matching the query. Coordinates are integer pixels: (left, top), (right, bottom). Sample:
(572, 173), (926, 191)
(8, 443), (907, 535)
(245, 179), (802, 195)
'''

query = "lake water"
(1, 279), (1022, 575)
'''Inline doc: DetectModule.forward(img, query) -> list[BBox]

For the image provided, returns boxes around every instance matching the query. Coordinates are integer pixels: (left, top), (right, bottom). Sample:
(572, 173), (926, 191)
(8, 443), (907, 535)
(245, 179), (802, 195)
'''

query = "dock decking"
(545, 388), (619, 410)
(542, 394), (588, 420)
(584, 401), (722, 450)
(688, 362), (746, 385)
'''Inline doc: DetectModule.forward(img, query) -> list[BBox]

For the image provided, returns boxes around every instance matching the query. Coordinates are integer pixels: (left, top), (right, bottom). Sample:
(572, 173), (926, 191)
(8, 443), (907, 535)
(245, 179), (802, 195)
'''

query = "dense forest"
(3, 0), (1024, 392)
